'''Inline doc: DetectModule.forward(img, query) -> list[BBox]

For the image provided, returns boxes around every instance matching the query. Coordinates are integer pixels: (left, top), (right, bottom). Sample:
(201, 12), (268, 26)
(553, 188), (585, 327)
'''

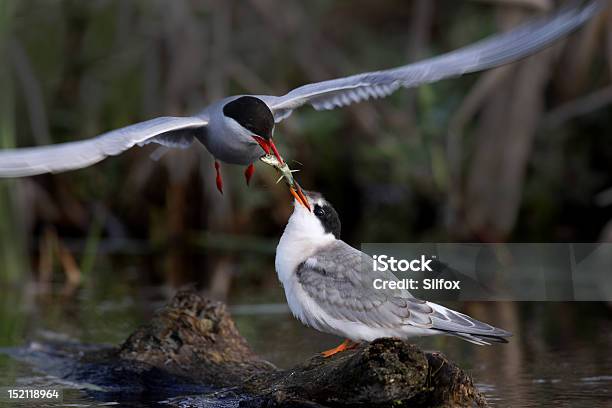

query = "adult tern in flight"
(0, 0), (601, 205)
(275, 191), (511, 357)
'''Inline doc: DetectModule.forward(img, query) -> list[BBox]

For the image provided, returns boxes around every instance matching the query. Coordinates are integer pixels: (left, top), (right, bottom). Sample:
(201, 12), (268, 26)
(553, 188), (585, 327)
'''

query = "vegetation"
(0, 0), (610, 290)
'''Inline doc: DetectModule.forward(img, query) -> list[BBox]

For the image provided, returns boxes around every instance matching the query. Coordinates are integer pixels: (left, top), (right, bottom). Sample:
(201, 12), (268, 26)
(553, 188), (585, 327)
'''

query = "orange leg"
(244, 163), (255, 186)
(321, 339), (358, 358)
(214, 160), (223, 194)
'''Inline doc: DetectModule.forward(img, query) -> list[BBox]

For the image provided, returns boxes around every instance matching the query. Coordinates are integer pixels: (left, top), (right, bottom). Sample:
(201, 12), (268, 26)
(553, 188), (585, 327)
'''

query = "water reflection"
(0, 262), (610, 407)
(231, 304), (611, 408)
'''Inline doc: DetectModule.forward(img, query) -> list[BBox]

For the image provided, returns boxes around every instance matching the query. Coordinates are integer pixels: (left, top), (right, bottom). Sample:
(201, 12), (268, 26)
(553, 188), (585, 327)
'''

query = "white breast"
(203, 102), (261, 165)
(275, 207), (334, 327)
(275, 205), (440, 342)
(275, 209), (393, 340)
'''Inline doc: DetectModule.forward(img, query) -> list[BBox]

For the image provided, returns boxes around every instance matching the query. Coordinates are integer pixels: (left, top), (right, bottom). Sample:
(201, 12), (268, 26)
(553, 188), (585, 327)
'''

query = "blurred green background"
(0, 0), (611, 291)
(0, 1), (610, 406)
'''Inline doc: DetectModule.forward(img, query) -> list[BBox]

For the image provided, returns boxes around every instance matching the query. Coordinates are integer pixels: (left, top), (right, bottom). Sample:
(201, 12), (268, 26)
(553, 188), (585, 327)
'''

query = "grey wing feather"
(426, 302), (512, 343)
(266, 0), (602, 122)
(297, 241), (435, 330)
(297, 241), (511, 341)
(0, 116), (207, 177)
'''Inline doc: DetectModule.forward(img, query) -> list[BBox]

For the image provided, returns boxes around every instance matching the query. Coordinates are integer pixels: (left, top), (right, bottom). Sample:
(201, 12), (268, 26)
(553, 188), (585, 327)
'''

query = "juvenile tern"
(0, 0), (601, 202)
(275, 191), (511, 356)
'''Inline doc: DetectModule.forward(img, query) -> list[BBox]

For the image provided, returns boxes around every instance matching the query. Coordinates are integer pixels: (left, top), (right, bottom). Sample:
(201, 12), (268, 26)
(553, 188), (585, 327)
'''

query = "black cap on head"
(305, 191), (341, 239)
(223, 96), (274, 140)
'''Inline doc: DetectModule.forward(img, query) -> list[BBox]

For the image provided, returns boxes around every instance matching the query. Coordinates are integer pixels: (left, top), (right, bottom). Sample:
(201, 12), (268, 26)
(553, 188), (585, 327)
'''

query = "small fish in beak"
(252, 135), (284, 164)
(260, 154), (311, 211)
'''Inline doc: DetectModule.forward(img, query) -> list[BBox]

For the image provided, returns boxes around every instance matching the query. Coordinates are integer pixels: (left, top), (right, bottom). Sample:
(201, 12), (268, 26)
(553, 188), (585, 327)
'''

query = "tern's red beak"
(252, 135), (284, 164)
(290, 184), (311, 211)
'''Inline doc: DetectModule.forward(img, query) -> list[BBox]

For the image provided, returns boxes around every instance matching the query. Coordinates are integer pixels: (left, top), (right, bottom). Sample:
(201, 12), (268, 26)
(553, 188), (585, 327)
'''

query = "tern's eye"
(314, 205), (325, 217)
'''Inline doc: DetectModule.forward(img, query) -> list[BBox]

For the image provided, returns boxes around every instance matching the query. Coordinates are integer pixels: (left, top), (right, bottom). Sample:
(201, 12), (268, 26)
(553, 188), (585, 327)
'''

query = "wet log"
(117, 291), (487, 407)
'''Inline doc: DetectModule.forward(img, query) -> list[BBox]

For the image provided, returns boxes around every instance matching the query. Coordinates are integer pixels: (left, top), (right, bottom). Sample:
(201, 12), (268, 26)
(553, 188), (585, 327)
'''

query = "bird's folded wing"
(266, 0), (602, 122)
(0, 116), (207, 177)
(297, 241), (510, 338)
(296, 240), (436, 329)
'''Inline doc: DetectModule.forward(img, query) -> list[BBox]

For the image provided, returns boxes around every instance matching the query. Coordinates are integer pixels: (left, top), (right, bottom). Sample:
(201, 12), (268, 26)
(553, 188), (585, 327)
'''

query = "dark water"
(0, 266), (610, 407)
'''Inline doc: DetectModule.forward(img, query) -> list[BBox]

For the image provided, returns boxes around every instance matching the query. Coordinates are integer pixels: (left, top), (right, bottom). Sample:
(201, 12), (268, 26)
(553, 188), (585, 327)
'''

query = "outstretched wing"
(0, 116), (208, 177)
(264, 0), (601, 122)
(297, 241), (511, 343)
